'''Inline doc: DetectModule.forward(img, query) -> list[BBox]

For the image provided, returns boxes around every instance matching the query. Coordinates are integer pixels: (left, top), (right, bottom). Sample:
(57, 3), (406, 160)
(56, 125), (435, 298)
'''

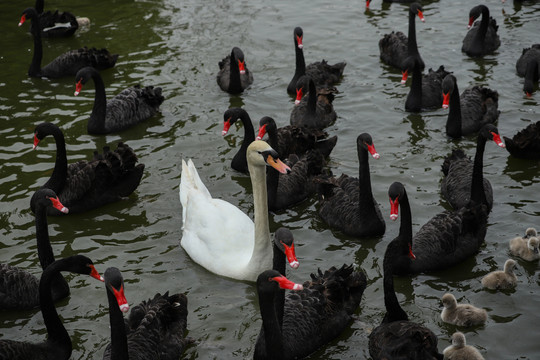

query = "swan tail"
(85, 47), (119, 70)
(140, 85), (165, 109)
(314, 135), (338, 158)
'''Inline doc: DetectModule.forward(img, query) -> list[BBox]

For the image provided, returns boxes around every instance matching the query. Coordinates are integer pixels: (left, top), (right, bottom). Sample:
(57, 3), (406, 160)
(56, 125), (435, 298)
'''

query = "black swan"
(30, 122), (145, 215)
(0, 189), (68, 310)
(461, 5), (500, 57)
(254, 265), (367, 359)
(366, 0), (417, 7)
(402, 55), (449, 112)
(516, 44), (540, 96)
(258, 116), (333, 211)
(387, 181), (489, 275)
(503, 120), (540, 159)
(0, 255), (103, 360)
(19, 8), (117, 78)
(32, 0), (84, 38)
(74, 66), (164, 134)
(221, 107), (256, 173)
(102, 267), (189, 360)
(441, 74), (499, 138)
(441, 124), (506, 212)
(256, 116), (337, 159)
(287, 27), (346, 95)
(316, 133), (386, 238)
(379, 2), (425, 72)
(217, 47), (253, 94)
(290, 75), (337, 129)
(368, 224), (443, 360)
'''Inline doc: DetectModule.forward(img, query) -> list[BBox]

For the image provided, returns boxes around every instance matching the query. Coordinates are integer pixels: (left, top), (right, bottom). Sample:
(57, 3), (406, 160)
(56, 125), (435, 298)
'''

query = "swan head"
(388, 182), (405, 221)
(528, 237), (540, 254)
(274, 228), (300, 269)
(503, 259), (517, 273)
(231, 47), (247, 75)
(222, 107), (248, 136)
(34, 188), (69, 214)
(441, 293), (457, 309)
(441, 74), (456, 109)
(256, 117), (276, 140)
(19, 8), (37, 27)
(74, 67), (97, 96)
(525, 227), (537, 239)
(358, 133), (380, 159)
(451, 332), (466, 348)
(104, 267), (130, 313)
(257, 270), (303, 292)
(294, 27), (303, 49)
(247, 140), (291, 174)
(481, 124), (505, 148)
(467, 5), (484, 29)
(410, 3), (425, 23)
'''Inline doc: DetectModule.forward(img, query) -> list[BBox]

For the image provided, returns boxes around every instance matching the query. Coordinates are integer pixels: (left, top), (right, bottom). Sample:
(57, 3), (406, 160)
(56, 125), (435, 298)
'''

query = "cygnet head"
(528, 237), (540, 254)
(441, 293), (457, 309)
(451, 332), (466, 348)
(525, 227), (537, 239)
(503, 259), (517, 273)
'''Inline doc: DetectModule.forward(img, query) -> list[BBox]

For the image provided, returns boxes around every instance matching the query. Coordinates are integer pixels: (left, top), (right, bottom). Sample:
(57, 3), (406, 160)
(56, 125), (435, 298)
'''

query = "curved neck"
(258, 288), (285, 358)
(39, 262), (72, 357)
(45, 126), (68, 193)
(476, 6), (490, 40)
(382, 241), (409, 323)
(358, 145), (375, 209)
(237, 113), (256, 167)
(29, 17), (43, 77)
(228, 54), (242, 93)
(35, 203), (55, 270)
(398, 190), (413, 248)
(246, 161), (272, 271)
(407, 11), (418, 55)
(35, 0), (44, 14)
(470, 135), (487, 205)
(107, 287), (129, 360)
(87, 71), (108, 134)
(446, 81), (462, 138)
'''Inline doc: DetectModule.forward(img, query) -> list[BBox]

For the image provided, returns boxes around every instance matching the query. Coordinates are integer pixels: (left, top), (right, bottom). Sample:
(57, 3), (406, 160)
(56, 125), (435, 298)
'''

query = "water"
(0, 0), (539, 358)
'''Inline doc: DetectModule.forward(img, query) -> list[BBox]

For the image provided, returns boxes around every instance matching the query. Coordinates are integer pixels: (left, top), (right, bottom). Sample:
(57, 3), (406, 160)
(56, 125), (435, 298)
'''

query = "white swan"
(179, 140), (290, 281)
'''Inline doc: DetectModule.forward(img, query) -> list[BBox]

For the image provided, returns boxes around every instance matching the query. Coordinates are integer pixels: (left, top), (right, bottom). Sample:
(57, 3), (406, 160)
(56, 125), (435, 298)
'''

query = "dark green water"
(0, 0), (539, 359)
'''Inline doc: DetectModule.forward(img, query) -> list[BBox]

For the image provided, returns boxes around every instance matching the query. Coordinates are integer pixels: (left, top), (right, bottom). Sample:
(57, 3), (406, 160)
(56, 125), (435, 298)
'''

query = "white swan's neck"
(246, 161), (272, 273)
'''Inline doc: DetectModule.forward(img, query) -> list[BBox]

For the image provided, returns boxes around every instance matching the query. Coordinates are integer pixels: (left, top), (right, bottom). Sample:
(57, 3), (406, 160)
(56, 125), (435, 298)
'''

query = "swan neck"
(382, 241), (409, 323)
(258, 287), (285, 358)
(307, 81), (317, 114)
(35, 202), (55, 270)
(272, 243), (286, 329)
(228, 53), (242, 93)
(39, 261), (72, 356)
(446, 81), (462, 138)
(407, 11), (418, 55)
(294, 44), (306, 77)
(29, 19), (43, 77)
(399, 189), (413, 243)
(106, 286), (129, 360)
(470, 135), (487, 205)
(88, 71), (108, 134)
(247, 160), (272, 271)
(358, 145), (374, 206)
(45, 126), (68, 193)
(477, 6), (490, 37)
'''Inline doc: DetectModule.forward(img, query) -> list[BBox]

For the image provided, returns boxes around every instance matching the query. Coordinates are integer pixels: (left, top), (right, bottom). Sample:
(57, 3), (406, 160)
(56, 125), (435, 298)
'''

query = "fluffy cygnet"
(441, 293), (487, 327)
(443, 332), (485, 360)
(510, 235), (540, 261)
(481, 259), (518, 290)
